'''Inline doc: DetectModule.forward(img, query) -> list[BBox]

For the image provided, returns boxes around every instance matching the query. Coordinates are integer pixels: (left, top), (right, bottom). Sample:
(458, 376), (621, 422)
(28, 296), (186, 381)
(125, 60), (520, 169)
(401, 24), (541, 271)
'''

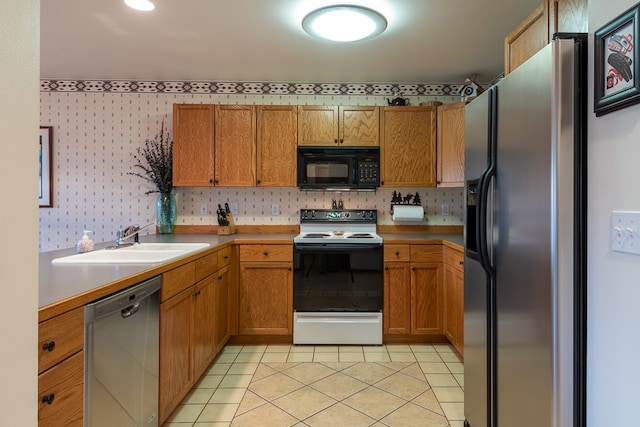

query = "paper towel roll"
(392, 205), (424, 222)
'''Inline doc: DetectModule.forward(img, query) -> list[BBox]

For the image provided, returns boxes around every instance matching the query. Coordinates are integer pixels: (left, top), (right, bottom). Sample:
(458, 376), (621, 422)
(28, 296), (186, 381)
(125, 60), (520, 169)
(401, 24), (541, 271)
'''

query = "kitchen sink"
(51, 242), (210, 264)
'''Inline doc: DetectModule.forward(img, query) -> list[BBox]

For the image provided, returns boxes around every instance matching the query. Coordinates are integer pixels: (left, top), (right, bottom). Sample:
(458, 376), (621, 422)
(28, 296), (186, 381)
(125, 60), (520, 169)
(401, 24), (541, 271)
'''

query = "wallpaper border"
(40, 79), (463, 96)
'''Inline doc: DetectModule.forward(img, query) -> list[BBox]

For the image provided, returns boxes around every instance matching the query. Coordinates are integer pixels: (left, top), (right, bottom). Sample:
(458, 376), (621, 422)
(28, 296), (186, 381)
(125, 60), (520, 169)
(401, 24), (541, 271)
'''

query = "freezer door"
(463, 89), (493, 427)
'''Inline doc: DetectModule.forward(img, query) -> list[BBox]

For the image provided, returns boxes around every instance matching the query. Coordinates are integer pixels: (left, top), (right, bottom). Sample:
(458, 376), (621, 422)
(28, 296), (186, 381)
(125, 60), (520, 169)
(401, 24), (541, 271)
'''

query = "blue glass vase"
(156, 192), (176, 234)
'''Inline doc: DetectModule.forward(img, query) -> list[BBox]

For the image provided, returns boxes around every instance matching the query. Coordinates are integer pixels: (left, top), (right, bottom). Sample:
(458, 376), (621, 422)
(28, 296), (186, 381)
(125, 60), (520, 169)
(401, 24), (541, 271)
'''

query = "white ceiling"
(41, 0), (542, 84)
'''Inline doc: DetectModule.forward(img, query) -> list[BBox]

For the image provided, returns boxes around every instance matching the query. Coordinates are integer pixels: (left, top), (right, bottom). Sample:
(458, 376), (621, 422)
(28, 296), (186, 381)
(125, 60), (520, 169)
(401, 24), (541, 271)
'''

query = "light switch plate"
(441, 204), (450, 216)
(611, 211), (640, 255)
(271, 203), (279, 216)
(200, 203), (208, 216)
(229, 202), (239, 216)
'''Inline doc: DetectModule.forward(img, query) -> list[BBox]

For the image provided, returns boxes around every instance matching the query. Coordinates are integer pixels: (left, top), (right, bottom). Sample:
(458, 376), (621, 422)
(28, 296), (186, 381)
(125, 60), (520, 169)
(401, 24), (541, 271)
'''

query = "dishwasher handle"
(121, 302), (140, 318)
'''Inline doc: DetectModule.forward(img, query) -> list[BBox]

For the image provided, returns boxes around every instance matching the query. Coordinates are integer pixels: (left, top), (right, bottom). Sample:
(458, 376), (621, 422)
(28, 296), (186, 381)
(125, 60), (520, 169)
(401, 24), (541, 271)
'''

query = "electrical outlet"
(229, 202), (238, 216)
(200, 203), (208, 215)
(271, 203), (279, 216)
(441, 203), (450, 216)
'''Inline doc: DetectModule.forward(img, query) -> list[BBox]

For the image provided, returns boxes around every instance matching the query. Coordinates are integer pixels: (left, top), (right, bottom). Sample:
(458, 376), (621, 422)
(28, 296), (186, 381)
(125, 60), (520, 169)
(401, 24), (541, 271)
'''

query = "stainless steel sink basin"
(51, 242), (210, 264)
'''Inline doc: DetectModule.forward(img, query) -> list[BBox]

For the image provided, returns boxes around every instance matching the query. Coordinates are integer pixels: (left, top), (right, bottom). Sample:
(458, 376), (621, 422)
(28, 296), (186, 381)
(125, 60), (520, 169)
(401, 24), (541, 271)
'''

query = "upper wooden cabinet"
(214, 105), (256, 186)
(256, 105), (297, 186)
(505, 0), (587, 75)
(173, 104), (215, 186)
(380, 106), (437, 187)
(436, 102), (465, 187)
(298, 105), (379, 146)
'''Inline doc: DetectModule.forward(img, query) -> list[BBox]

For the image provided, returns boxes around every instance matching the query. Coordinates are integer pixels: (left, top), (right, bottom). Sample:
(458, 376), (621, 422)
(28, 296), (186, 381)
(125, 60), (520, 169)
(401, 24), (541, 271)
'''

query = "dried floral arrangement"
(129, 120), (173, 194)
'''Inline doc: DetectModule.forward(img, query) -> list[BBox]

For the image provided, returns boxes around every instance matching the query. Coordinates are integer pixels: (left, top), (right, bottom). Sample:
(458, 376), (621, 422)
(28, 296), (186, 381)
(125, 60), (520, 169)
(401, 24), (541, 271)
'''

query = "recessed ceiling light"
(302, 5), (387, 42)
(125, 0), (155, 12)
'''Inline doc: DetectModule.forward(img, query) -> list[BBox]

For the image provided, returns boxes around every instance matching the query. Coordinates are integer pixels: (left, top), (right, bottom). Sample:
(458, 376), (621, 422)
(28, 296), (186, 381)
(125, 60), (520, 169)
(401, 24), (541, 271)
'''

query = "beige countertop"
(39, 231), (462, 321)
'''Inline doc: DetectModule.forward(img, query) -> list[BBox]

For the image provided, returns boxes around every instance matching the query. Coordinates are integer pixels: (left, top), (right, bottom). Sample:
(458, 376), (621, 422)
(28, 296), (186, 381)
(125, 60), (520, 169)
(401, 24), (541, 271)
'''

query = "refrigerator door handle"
(476, 87), (498, 277)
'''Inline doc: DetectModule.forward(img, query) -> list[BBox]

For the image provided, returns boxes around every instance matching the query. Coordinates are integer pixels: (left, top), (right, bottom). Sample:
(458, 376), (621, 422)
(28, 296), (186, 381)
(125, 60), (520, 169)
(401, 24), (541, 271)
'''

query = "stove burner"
(347, 233), (374, 238)
(303, 233), (331, 238)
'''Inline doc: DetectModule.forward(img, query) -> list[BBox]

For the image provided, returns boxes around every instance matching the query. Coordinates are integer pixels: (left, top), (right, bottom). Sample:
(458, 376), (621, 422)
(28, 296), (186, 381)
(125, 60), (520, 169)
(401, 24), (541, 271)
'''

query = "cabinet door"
(454, 267), (464, 356)
(173, 104), (215, 186)
(504, 1), (556, 75)
(38, 350), (84, 427)
(380, 106), (437, 187)
(159, 288), (193, 423)
(443, 264), (459, 344)
(383, 262), (412, 334)
(215, 266), (231, 353)
(436, 102), (465, 187)
(214, 105), (256, 186)
(411, 262), (443, 335)
(298, 105), (339, 146)
(340, 106), (379, 146)
(239, 262), (293, 335)
(192, 276), (217, 379)
(257, 105), (297, 186)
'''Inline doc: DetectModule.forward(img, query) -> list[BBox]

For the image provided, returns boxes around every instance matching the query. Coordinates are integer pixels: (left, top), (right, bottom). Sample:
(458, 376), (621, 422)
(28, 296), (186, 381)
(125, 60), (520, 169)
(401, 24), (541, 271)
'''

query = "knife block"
(218, 213), (236, 235)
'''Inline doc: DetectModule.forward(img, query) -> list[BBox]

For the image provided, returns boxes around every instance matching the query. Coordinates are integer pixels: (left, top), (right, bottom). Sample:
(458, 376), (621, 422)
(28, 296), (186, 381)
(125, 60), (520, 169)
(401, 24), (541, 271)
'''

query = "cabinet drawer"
(38, 350), (84, 427)
(161, 261), (196, 301)
(239, 244), (291, 262)
(38, 307), (84, 374)
(410, 245), (443, 263)
(218, 245), (231, 267)
(444, 246), (464, 272)
(384, 244), (410, 262)
(195, 251), (218, 282)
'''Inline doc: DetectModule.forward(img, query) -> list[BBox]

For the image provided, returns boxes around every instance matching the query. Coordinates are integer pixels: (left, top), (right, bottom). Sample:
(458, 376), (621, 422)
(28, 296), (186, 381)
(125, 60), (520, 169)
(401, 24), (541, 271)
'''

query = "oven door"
(293, 243), (383, 312)
(293, 242), (383, 344)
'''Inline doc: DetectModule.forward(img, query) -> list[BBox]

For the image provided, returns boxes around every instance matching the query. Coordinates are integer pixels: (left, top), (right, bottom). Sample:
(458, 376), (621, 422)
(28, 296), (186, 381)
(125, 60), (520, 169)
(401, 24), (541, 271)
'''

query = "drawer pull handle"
(385, 267), (389, 271)
(223, 255), (229, 259)
(42, 393), (55, 405)
(42, 341), (55, 352)
(395, 251), (400, 256)
(263, 251), (269, 256)
(459, 261), (464, 265)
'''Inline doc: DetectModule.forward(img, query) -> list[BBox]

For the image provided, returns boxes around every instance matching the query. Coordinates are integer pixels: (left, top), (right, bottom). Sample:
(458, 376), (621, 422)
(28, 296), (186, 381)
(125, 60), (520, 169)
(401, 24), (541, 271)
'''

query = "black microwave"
(297, 146), (380, 191)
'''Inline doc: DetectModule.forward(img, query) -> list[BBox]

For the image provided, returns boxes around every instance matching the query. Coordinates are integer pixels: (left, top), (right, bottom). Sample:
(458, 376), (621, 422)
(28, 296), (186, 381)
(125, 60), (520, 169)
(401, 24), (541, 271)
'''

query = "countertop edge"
(39, 232), (462, 322)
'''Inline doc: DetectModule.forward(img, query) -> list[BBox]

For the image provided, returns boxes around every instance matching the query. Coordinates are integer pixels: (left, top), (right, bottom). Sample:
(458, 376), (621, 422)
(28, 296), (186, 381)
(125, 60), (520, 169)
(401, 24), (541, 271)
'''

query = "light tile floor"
(163, 344), (464, 427)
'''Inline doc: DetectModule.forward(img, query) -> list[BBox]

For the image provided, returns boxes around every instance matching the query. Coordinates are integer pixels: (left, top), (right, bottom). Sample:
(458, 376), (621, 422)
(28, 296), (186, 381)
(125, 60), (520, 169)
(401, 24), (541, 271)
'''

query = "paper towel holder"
(389, 191), (422, 215)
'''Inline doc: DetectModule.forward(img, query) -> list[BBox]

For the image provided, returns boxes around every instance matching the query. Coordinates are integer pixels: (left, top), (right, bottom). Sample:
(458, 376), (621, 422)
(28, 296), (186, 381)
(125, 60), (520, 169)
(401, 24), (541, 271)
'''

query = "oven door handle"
(294, 243), (382, 251)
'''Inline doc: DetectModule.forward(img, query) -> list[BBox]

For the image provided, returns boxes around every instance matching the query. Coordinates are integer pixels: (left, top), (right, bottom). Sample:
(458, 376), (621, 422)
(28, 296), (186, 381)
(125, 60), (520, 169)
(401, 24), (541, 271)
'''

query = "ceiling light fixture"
(302, 5), (387, 42)
(125, 0), (155, 12)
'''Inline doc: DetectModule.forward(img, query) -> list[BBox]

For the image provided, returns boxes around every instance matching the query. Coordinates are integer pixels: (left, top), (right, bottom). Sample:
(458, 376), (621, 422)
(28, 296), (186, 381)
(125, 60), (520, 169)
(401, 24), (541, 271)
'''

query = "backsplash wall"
(39, 82), (464, 252)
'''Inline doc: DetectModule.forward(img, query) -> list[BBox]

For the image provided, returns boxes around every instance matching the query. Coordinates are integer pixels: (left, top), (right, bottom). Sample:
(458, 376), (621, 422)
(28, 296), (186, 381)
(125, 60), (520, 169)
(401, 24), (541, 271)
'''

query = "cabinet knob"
(385, 267), (389, 271)
(395, 251), (400, 256)
(42, 393), (55, 405)
(42, 341), (55, 352)
(459, 261), (464, 265)
(339, 138), (344, 143)
(214, 179), (219, 185)
(218, 275), (223, 280)
(334, 138), (339, 144)
(256, 179), (261, 185)
(209, 178), (214, 184)
(223, 255), (229, 259)
(263, 251), (269, 256)
(412, 267), (416, 271)
(288, 267), (292, 271)
(193, 290), (201, 297)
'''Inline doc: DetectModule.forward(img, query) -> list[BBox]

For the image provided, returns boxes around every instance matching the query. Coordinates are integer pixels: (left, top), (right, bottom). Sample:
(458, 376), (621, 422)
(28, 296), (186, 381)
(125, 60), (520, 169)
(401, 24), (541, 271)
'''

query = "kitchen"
(3, 1), (640, 427)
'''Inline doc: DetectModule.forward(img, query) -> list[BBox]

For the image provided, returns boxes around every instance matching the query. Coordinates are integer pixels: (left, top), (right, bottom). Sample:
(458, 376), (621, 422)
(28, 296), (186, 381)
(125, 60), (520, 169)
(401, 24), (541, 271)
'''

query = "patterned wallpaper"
(39, 80), (464, 252)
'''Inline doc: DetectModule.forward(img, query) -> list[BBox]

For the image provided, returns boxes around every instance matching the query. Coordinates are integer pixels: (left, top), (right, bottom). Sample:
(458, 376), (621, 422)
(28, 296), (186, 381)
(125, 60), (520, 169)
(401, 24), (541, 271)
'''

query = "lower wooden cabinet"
(383, 244), (443, 337)
(215, 265), (231, 353)
(38, 350), (84, 426)
(38, 306), (84, 426)
(443, 246), (464, 356)
(159, 250), (230, 424)
(238, 244), (293, 335)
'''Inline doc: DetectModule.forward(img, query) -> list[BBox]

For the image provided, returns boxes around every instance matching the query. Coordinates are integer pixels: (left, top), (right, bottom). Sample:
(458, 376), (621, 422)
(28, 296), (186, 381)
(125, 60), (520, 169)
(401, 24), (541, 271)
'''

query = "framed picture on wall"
(39, 126), (53, 207)
(594, 3), (640, 117)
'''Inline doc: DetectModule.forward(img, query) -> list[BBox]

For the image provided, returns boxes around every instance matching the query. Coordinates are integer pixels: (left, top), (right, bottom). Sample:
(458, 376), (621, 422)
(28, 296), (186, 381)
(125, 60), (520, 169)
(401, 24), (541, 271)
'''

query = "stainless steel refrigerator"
(463, 35), (587, 427)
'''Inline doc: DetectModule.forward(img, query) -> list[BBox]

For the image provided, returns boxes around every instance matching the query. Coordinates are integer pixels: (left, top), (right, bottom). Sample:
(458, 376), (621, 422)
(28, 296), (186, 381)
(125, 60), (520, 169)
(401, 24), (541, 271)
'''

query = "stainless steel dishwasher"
(84, 276), (161, 427)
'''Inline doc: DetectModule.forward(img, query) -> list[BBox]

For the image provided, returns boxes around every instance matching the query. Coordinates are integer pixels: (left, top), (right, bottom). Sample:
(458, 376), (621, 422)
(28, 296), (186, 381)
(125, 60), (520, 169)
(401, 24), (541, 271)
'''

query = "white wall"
(588, 0), (640, 425)
(0, 0), (39, 424)
(38, 91), (464, 252)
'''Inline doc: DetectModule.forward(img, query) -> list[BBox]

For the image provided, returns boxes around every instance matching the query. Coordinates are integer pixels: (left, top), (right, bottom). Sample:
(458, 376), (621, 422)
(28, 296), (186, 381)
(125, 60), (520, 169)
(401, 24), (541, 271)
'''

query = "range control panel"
(300, 209), (377, 223)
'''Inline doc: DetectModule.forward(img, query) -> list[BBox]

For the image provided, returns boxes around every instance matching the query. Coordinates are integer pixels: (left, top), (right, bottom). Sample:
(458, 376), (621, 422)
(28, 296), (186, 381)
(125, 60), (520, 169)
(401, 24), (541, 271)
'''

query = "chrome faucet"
(112, 222), (156, 248)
